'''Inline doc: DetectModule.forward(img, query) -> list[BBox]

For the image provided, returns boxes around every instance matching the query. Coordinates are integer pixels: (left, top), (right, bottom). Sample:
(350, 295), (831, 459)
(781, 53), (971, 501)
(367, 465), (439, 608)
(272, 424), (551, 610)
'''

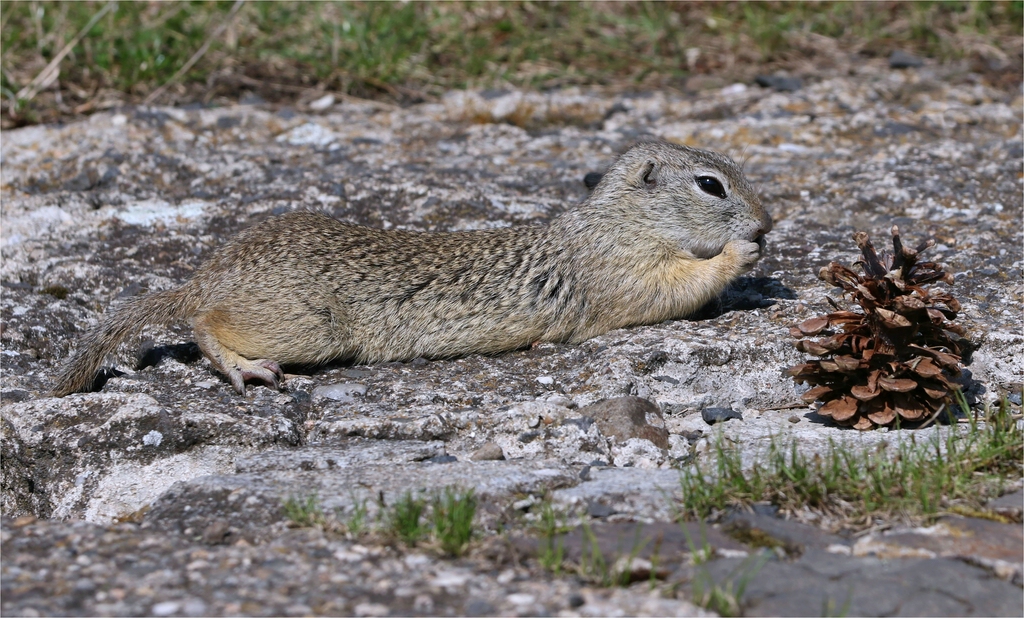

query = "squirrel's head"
(589, 141), (772, 259)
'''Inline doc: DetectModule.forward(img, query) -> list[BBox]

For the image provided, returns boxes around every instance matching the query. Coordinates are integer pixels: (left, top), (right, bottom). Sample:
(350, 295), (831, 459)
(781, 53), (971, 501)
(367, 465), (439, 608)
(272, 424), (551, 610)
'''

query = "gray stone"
(143, 459), (579, 541)
(702, 552), (1022, 617)
(889, 50), (924, 69)
(470, 442), (505, 461)
(754, 74), (803, 92)
(721, 510), (850, 555)
(701, 407), (743, 425)
(308, 94), (336, 112)
(1, 392), (299, 522)
(552, 467), (685, 520)
(580, 397), (670, 449)
(515, 521), (749, 570)
(853, 516), (1023, 583)
(987, 488), (1023, 519)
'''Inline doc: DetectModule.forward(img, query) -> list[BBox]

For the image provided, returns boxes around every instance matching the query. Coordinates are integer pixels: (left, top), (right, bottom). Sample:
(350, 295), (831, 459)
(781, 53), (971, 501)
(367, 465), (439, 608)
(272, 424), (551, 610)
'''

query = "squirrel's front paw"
(721, 239), (763, 274)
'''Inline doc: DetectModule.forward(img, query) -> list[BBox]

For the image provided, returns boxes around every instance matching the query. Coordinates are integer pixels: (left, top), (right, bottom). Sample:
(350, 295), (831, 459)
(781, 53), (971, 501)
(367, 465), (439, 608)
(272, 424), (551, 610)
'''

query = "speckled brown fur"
(53, 141), (772, 396)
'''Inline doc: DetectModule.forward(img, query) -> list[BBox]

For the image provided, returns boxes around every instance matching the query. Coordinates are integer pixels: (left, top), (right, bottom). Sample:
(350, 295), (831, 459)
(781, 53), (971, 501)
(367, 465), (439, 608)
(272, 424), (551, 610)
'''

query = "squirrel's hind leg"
(193, 312), (285, 394)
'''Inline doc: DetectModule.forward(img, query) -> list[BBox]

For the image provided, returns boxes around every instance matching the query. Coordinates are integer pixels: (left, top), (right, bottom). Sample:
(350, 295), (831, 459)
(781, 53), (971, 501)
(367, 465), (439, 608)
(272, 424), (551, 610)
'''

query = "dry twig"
(12, 1), (117, 111)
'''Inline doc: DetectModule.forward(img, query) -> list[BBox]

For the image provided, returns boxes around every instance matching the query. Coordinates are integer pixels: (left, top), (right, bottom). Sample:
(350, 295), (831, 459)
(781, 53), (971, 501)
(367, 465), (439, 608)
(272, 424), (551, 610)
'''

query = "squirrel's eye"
(696, 176), (727, 199)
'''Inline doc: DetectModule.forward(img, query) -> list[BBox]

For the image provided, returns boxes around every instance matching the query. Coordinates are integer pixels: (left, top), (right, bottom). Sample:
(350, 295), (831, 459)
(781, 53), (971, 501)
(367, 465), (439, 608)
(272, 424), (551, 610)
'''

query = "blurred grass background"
(2, 1), (1021, 128)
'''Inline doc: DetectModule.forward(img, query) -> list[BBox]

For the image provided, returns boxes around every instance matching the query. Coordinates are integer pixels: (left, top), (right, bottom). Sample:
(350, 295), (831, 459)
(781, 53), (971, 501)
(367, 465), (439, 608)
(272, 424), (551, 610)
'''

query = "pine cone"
(787, 226), (968, 430)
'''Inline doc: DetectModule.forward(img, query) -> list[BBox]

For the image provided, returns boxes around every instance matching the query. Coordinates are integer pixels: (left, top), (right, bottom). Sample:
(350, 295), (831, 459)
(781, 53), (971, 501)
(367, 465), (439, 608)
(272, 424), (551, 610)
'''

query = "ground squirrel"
(53, 141), (772, 396)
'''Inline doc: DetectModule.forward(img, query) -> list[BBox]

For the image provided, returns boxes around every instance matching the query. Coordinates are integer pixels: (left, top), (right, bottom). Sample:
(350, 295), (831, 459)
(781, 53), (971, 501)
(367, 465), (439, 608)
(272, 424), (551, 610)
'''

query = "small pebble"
(308, 94), (336, 111)
(889, 50), (923, 69)
(181, 599), (208, 616)
(702, 407), (743, 425)
(578, 465), (591, 481)
(152, 601), (181, 617)
(431, 570), (470, 588)
(788, 415), (801, 424)
(581, 396), (669, 448)
(2, 389), (31, 402)
(681, 430), (703, 443)
(511, 497), (536, 511)
(12, 515), (36, 527)
(506, 593), (536, 606)
(518, 431), (541, 444)
(754, 74), (802, 92)
(201, 521), (232, 545)
(470, 442), (505, 461)
(587, 501), (615, 518)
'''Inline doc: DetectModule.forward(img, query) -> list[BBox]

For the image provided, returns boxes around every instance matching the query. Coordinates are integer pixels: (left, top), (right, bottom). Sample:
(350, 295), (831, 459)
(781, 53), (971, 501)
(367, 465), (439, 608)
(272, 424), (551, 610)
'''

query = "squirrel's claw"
(232, 359), (285, 394)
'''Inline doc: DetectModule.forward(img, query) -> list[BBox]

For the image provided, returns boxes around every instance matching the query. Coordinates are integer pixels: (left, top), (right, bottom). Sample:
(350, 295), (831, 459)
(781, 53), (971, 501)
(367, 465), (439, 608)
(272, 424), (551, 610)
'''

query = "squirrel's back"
(191, 211), (577, 363)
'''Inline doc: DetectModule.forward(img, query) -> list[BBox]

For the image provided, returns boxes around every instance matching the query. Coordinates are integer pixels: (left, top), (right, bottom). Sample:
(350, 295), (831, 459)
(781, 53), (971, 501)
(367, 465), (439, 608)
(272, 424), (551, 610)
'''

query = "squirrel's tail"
(51, 287), (199, 396)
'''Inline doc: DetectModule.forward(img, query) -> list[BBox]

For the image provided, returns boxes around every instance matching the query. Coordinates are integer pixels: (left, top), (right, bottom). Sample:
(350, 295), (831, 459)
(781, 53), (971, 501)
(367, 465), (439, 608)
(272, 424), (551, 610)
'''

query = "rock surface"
(2, 59), (1021, 615)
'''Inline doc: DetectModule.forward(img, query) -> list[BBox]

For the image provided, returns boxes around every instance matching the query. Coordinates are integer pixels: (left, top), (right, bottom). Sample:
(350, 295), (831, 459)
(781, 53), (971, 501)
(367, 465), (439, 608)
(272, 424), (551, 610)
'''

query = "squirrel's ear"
(635, 159), (658, 190)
